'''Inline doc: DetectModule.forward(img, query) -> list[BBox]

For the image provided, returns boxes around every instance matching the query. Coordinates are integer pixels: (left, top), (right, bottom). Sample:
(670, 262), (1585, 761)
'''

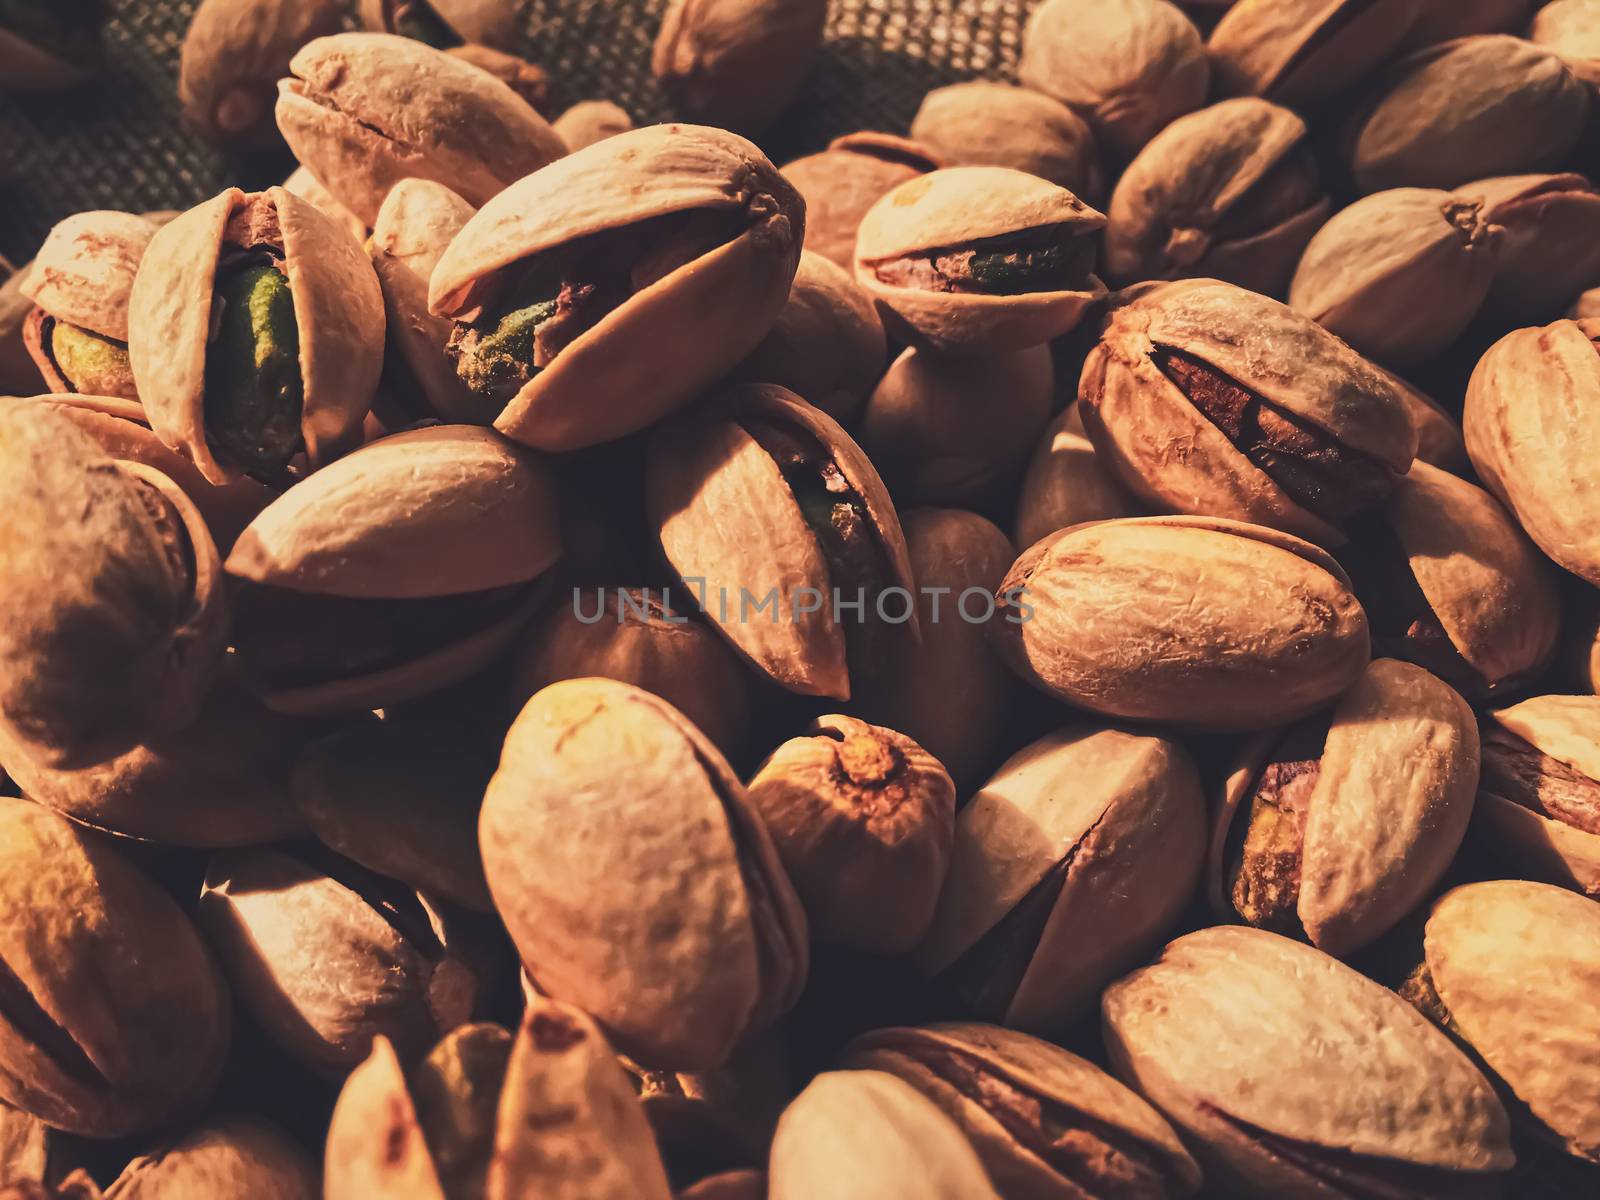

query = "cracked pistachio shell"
(552, 99), (632, 152)
(1105, 99), (1327, 296)
(1343, 36), (1590, 193)
(1018, 0), (1209, 160)
(1532, 0), (1600, 84)
(128, 186), (385, 485)
(0, 404), (226, 770)
(845, 1023), (1201, 1200)
(909, 82), (1104, 202)
(368, 179), (487, 424)
(1471, 173), (1600, 319)
(651, 0), (826, 132)
(646, 383), (915, 701)
(1464, 318), (1600, 585)
(0, 798), (231, 1138)
(357, 0), (521, 51)
(1290, 189), (1501, 366)
(1013, 404), (1141, 551)
(430, 123), (804, 451)
(854, 167), (1107, 352)
(992, 516), (1370, 730)
(1401, 0), (1533, 48)
(0, 260), (45, 396)
(916, 725), (1205, 1032)
(1209, 0), (1425, 106)
(769, 1071), (999, 1200)
(1079, 279), (1417, 544)
(481, 679), (808, 1071)
(105, 1116), (316, 1200)
(276, 33), (565, 227)
(1211, 658), (1479, 956)
(1421, 880), (1600, 1163)
(1104, 927), (1513, 1197)
(781, 132), (941, 268)
(19, 212), (153, 344)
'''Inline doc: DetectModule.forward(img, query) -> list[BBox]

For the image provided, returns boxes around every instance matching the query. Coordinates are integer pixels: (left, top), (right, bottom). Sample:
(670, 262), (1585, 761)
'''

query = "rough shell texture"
(1209, 0), (1425, 106)
(1471, 172), (1600, 319)
(104, 1116), (317, 1199)
(1532, 0), (1600, 84)
(19, 212), (154, 341)
(1013, 403), (1141, 550)
(651, 0), (827, 132)
(909, 82), (1104, 202)
(781, 132), (941, 268)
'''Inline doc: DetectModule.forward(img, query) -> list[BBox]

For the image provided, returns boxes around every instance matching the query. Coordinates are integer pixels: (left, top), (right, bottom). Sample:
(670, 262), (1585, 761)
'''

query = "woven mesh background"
(0, 0), (1034, 263)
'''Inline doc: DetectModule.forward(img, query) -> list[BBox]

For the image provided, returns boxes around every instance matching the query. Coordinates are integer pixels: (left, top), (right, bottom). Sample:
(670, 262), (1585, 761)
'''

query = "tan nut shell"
(781, 132), (941, 268)
(854, 166), (1107, 352)
(1533, 0), (1600, 85)
(276, 33), (566, 227)
(19, 211), (154, 341)
(1105, 928), (1512, 1193)
(1464, 318), (1600, 585)
(1210, 0), (1425, 107)
(1472, 172), (1600, 319)
(281, 165), (367, 244)
(909, 82), (1104, 202)
(430, 123), (803, 451)
(128, 186), (385, 485)
(358, 0), (522, 49)
(324, 1037), (448, 1200)
(1080, 278), (1416, 544)
(1210, 659), (1479, 956)
(992, 516), (1370, 730)
(916, 725), (1206, 1031)
(480, 679), (808, 1071)
(1013, 403), (1141, 551)
(1423, 880), (1600, 1162)
(552, 99), (632, 151)
(105, 1116), (317, 1199)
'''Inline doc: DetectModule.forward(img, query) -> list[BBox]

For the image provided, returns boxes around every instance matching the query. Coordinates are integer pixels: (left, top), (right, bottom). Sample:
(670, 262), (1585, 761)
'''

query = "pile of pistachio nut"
(2, 0), (1600, 1196)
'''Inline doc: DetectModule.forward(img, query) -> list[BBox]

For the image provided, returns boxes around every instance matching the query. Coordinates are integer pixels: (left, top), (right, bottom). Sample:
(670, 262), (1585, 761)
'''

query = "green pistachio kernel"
(204, 261), (304, 478)
(49, 322), (134, 396)
(968, 240), (1071, 293)
(451, 293), (559, 400)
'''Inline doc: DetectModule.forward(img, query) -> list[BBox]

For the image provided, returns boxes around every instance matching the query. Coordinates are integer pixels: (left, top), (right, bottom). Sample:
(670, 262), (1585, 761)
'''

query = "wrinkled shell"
(20, 211), (154, 342)
(276, 33), (566, 227)
(651, 0), (826, 131)
(1103, 927), (1513, 1196)
(1471, 172), (1600, 319)
(992, 516), (1370, 730)
(357, 0), (521, 49)
(430, 123), (803, 451)
(1210, 0), (1425, 106)
(781, 132), (941, 268)
(552, 99), (632, 151)
(1013, 403), (1141, 550)
(917, 725), (1206, 1031)
(1532, 0), (1600, 84)
(910, 82), (1104, 202)
(105, 1117), (317, 1199)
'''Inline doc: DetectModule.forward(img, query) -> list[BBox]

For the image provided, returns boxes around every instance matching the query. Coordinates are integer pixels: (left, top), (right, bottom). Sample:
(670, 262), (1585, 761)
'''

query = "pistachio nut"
(651, 0), (827, 132)
(0, 1102), (49, 1187)
(1473, 694), (1600, 897)
(1079, 280), (1417, 545)
(1384, 368), (1468, 475)
(646, 383), (915, 701)
(1405, 880), (1600, 1165)
(1212, 658), (1479, 957)
(780, 132), (941, 269)
(357, 0), (521, 52)
(128, 185), (385, 485)
(747, 715), (954, 954)
(1290, 189), (1501, 366)
(326, 998), (673, 1200)
(990, 516), (1371, 730)
(730, 249), (886, 426)
(429, 123), (804, 451)
(0, 403), (227, 769)
(0, 798), (230, 1137)
(1471, 173), (1600, 320)
(1532, 0), (1600, 84)
(1104, 927), (1513, 1197)
(845, 1023), (1202, 1200)
(200, 845), (480, 1074)
(1013, 404), (1142, 551)
(367, 179), (488, 425)
(224, 424), (561, 715)
(1463, 318), (1600, 585)
(848, 508), (1023, 793)
(444, 44), (549, 112)
(481, 679), (808, 1070)
(1339, 461), (1560, 699)
(677, 1171), (764, 1200)
(509, 587), (752, 759)
(915, 725), (1206, 1032)
(280, 164), (366, 246)
(103, 1116), (317, 1199)
(552, 99), (632, 152)
(1400, 0), (1534, 49)
(1342, 35), (1590, 193)
(768, 1070), (1000, 1200)
(275, 32), (566, 227)
(0, 0), (99, 90)
(909, 82), (1104, 203)
(1018, 0), (1209, 161)
(178, 0), (343, 145)
(1105, 99), (1327, 297)
(855, 167), (1107, 353)
(859, 344), (1052, 507)
(0, 259), (44, 396)
(1209, 0), (1425, 107)
(18, 212), (154, 400)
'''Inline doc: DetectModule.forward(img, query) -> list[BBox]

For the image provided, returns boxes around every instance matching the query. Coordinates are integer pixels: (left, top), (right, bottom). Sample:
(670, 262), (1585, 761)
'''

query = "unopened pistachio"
(1471, 173), (1600, 320)
(1013, 404), (1141, 550)
(781, 133), (941, 268)
(103, 1116), (317, 1199)
(910, 82), (1104, 202)
(652, 0), (826, 131)
(1209, 0), (1425, 107)
(445, 43), (549, 111)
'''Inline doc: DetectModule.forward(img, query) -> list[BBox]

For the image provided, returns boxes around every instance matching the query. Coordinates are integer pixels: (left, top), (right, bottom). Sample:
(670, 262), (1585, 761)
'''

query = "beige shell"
(127, 186), (385, 485)
(1079, 279), (1417, 545)
(1103, 927), (1513, 1195)
(430, 123), (803, 451)
(1013, 403), (1141, 551)
(854, 167), (1107, 352)
(1289, 189), (1501, 366)
(1471, 172), (1600, 319)
(781, 132), (941, 268)
(916, 724), (1205, 1031)
(104, 1117), (317, 1199)
(1209, 0), (1425, 107)
(552, 99), (632, 151)
(1464, 318), (1600, 585)
(909, 82), (1104, 202)
(480, 679), (808, 1070)
(19, 211), (154, 341)
(1423, 880), (1600, 1163)
(281, 165), (367, 244)
(651, 0), (827, 132)
(276, 33), (566, 227)
(991, 516), (1370, 730)
(1210, 658), (1479, 956)
(357, 0), (522, 50)
(1532, 0), (1600, 84)
(324, 1037), (449, 1200)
